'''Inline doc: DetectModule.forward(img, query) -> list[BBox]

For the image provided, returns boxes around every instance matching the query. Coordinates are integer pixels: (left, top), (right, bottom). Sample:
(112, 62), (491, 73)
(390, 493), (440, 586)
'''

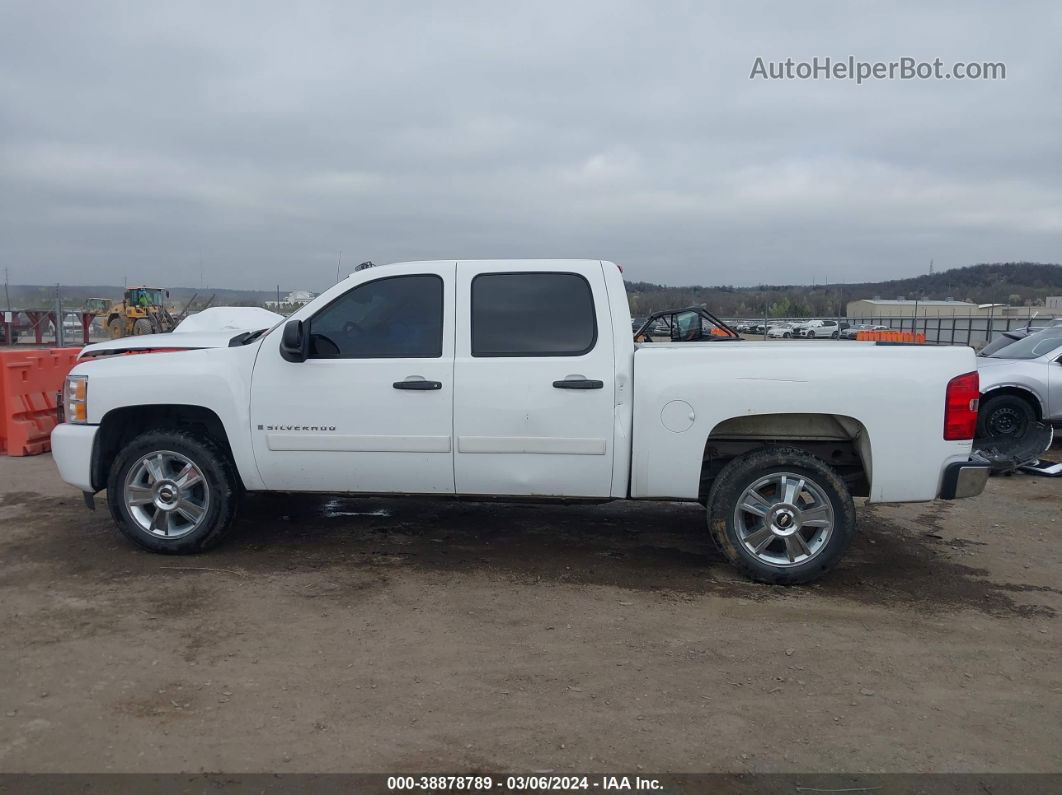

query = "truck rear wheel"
(706, 447), (856, 585)
(107, 430), (239, 554)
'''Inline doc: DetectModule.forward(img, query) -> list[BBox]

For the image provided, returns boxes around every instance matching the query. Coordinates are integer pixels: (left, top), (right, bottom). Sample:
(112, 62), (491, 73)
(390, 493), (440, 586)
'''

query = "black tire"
(806, 330), (816, 338)
(107, 429), (240, 554)
(976, 393), (1036, 443)
(706, 447), (856, 585)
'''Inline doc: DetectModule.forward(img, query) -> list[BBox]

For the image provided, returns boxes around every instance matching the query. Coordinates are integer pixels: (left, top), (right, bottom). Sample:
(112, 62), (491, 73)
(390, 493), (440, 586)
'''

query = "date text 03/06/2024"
(386, 775), (665, 791)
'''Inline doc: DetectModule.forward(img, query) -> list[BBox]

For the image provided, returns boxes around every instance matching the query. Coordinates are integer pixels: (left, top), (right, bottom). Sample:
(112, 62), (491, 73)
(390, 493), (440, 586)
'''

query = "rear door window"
(471, 272), (597, 357)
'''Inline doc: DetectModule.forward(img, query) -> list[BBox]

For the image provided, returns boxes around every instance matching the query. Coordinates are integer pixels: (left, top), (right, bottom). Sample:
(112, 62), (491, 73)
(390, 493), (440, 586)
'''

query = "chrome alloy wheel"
(124, 450), (210, 539)
(733, 471), (834, 567)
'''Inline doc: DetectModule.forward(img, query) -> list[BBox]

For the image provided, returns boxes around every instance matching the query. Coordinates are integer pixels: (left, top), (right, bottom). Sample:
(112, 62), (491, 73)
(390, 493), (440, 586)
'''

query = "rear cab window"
(471, 272), (597, 357)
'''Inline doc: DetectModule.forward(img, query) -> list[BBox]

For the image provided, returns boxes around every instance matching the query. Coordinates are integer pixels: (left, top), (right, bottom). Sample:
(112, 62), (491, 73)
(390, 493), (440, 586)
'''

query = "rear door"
(453, 261), (616, 497)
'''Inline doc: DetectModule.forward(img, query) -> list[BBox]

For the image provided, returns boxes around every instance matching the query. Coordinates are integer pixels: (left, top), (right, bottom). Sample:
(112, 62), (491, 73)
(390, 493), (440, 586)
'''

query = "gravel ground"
(0, 448), (1059, 774)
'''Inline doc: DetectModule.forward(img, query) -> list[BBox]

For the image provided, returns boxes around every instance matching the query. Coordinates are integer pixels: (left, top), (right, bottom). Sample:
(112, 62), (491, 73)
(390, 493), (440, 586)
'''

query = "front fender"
(71, 345), (264, 490)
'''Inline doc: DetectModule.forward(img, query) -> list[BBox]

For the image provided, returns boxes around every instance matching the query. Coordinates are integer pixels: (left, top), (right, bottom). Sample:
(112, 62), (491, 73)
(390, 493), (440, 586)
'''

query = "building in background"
(265, 289), (318, 310)
(847, 298), (975, 318)
(847, 298), (1048, 319)
(1048, 296), (1062, 311)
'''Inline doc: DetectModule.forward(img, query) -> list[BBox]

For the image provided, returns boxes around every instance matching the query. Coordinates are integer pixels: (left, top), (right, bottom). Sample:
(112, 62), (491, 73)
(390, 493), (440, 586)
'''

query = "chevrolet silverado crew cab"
(52, 259), (989, 584)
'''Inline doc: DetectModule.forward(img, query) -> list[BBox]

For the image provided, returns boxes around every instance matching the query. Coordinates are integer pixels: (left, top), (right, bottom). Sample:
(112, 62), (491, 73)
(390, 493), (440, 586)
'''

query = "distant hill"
(625, 262), (1062, 318)
(7, 262), (1062, 318)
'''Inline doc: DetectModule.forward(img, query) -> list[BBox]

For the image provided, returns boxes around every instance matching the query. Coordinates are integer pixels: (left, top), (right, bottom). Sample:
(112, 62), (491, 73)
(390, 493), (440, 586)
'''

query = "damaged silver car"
(975, 324), (1062, 466)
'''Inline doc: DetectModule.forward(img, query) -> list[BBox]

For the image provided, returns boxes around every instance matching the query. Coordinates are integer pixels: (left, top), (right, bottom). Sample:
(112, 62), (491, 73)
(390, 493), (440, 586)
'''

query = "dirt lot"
(1, 449), (1060, 774)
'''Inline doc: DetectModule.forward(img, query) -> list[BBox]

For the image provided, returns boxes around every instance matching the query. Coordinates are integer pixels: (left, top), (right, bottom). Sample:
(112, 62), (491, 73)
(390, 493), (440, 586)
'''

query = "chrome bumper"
(939, 460), (990, 500)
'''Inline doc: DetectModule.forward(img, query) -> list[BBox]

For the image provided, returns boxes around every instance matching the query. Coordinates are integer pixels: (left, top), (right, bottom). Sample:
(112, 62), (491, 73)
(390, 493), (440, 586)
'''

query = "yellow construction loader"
(105, 287), (180, 338)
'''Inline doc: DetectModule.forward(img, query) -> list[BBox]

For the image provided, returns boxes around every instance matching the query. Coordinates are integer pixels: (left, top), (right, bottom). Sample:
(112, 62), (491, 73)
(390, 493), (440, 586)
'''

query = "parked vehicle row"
(736, 319), (854, 339)
(840, 323), (890, 339)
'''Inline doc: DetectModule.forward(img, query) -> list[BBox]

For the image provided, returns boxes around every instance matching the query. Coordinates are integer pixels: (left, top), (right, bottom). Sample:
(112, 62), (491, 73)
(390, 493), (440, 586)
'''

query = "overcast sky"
(1, 1), (1060, 290)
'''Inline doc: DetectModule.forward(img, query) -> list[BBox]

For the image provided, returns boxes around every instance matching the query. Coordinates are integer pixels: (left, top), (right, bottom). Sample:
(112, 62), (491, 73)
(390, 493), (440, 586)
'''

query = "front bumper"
(938, 459), (990, 499)
(50, 423), (98, 493)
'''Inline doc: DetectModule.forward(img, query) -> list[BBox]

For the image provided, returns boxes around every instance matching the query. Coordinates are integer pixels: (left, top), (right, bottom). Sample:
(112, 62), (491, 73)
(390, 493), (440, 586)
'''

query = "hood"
(78, 329), (264, 359)
(175, 306), (283, 333)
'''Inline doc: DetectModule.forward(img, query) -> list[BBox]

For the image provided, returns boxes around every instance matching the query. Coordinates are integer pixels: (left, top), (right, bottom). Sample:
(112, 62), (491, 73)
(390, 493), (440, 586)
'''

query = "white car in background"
(796, 320), (842, 339)
(766, 323), (797, 338)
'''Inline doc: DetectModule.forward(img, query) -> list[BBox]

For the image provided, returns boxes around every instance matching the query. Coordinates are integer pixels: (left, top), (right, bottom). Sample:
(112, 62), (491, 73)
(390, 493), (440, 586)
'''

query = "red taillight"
(944, 371), (980, 440)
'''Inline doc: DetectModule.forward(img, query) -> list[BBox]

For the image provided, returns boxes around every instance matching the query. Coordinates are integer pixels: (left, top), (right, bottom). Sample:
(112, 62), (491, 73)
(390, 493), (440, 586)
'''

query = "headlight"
(63, 374), (88, 424)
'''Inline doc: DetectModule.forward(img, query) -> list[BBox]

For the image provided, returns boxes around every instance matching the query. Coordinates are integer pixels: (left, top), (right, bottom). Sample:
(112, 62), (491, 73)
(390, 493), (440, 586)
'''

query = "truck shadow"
(222, 492), (1053, 618)
(3, 490), (1050, 619)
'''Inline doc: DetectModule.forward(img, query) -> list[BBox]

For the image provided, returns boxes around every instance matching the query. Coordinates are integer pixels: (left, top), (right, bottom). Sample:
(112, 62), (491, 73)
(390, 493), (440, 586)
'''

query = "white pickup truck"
(52, 259), (989, 584)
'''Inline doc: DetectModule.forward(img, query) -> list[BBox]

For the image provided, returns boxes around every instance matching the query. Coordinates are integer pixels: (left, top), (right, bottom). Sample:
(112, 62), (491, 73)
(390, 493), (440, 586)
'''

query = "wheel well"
(981, 387), (1043, 420)
(698, 413), (871, 502)
(92, 404), (238, 491)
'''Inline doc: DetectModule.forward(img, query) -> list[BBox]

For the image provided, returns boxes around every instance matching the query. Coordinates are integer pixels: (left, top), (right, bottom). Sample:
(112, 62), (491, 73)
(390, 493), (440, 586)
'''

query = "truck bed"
(630, 341), (977, 502)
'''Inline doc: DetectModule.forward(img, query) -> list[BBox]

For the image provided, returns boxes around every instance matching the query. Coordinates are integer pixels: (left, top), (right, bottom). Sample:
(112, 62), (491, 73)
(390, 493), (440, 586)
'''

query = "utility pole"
(3, 266), (10, 311)
(276, 284), (281, 312)
(836, 282), (843, 341)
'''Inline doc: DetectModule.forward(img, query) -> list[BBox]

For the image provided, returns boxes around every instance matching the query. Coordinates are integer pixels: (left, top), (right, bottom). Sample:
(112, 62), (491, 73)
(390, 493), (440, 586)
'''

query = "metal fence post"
(55, 283), (64, 347)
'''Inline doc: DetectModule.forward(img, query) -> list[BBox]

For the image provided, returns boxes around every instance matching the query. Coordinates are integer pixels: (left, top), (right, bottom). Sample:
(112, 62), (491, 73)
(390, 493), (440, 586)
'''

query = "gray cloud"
(1, 0), (1059, 290)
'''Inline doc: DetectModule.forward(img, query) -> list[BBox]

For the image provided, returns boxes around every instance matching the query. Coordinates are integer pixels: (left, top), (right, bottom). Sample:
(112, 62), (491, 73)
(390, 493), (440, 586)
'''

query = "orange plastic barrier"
(855, 331), (925, 344)
(0, 348), (81, 456)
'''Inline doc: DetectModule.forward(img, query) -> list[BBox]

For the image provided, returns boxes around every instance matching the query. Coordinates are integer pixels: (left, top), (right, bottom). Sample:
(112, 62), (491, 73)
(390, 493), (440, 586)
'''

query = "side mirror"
(279, 319), (309, 363)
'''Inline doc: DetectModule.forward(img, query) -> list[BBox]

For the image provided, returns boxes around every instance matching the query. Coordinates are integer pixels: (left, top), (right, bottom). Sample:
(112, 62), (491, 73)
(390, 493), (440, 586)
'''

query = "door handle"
(393, 377), (442, 390)
(553, 377), (604, 389)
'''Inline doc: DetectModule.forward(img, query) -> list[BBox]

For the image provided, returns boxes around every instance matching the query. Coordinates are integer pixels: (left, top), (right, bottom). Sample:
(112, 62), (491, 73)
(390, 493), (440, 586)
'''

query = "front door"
(452, 260), (616, 497)
(249, 262), (456, 494)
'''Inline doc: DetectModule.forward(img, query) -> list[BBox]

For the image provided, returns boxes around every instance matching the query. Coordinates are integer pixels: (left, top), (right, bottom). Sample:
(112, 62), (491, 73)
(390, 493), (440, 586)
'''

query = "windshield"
(987, 325), (1062, 360)
(129, 288), (164, 305)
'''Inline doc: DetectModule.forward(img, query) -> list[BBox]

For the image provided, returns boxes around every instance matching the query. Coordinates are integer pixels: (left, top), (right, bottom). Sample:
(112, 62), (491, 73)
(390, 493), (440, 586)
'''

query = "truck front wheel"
(706, 447), (856, 585)
(107, 430), (239, 554)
